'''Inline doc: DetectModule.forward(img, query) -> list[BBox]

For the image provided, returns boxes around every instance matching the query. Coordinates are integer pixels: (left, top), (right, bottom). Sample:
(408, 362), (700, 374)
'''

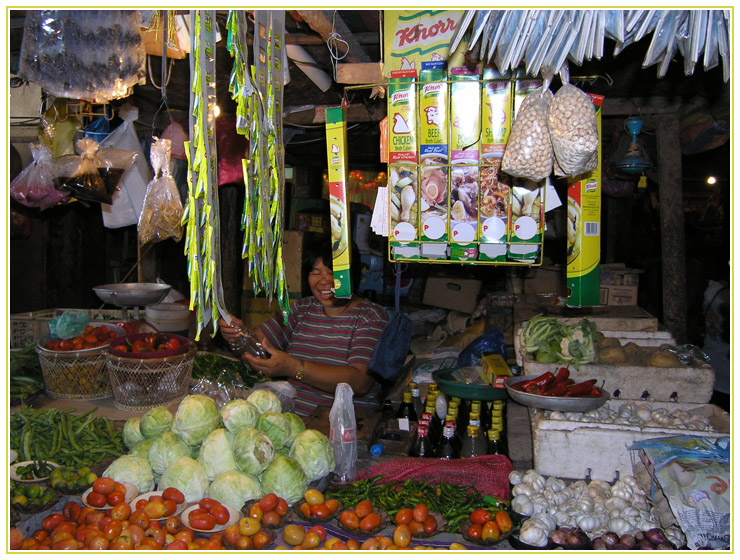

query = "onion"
(602, 532), (620, 548)
(613, 542), (631, 550)
(645, 528), (669, 545)
(592, 538), (607, 550)
(619, 534), (637, 548)
(634, 531), (645, 542)
(657, 543), (674, 550)
(549, 529), (569, 545)
(638, 539), (656, 550)
(566, 533), (582, 547)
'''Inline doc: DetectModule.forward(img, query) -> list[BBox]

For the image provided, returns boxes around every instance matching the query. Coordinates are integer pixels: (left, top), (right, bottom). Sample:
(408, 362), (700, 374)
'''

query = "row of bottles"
(403, 382), (508, 460)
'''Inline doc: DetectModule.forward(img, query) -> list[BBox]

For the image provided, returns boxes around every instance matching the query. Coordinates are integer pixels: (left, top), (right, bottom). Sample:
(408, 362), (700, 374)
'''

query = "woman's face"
(307, 258), (339, 309)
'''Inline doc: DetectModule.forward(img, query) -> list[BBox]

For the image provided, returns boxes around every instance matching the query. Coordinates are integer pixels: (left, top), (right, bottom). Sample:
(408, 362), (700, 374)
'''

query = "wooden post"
(656, 113), (687, 343)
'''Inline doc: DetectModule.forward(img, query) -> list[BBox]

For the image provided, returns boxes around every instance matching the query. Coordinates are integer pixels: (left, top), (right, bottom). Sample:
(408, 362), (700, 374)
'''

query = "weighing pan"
(93, 283), (171, 307)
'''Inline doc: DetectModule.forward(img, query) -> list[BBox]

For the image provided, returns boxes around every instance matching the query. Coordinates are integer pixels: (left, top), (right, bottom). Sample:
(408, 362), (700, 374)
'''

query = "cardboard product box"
(601, 263), (642, 286)
(600, 284), (639, 306)
(523, 265), (566, 296)
(422, 276), (482, 314)
(529, 401), (730, 481)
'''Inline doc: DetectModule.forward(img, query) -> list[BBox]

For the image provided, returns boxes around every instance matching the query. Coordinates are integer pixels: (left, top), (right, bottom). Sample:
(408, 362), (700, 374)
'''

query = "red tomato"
(198, 498), (219, 512)
(412, 503), (429, 523)
(324, 499), (340, 514)
(467, 523), (483, 540)
(128, 509), (150, 530)
(275, 498), (289, 516)
(166, 540), (188, 550)
(110, 503), (132, 521)
(103, 520), (123, 541)
(354, 499), (373, 519)
(162, 499), (177, 518)
(86, 491), (107, 508)
(469, 509), (492, 526)
(162, 487), (185, 504)
(359, 513), (381, 532)
(258, 493), (278, 513)
(307, 525), (327, 543)
(165, 516), (182, 535)
(339, 510), (360, 531)
(395, 508), (413, 525)
(422, 514), (438, 535)
(210, 504), (230, 526)
(252, 530), (271, 550)
(107, 490), (126, 507)
(189, 513), (216, 531)
(135, 498), (148, 511)
(63, 501), (81, 521)
(309, 503), (331, 519)
(261, 511), (281, 527)
(113, 482), (127, 495)
(481, 520), (501, 542)
(42, 513), (65, 532)
(92, 477), (115, 495)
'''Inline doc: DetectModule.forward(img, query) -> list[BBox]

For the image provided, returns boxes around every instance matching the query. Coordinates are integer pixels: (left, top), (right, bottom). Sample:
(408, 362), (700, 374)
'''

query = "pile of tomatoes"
(133, 487), (186, 520)
(43, 324), (117, 351)
(187, 498), (231, 531)
(295, 488), (341, 521)
(84, 477), (129, 508)
(338, 498), (384, 533)
(112, 333), (182, 354)
(244, 492), (290, 528)
(465, 509), (513, 543)
(392, 502), (439, 544)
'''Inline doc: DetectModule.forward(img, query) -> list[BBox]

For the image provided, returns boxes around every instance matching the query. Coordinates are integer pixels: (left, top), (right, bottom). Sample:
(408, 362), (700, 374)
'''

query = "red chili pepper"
(552, 367), (570, 385)
(510, 380), (529, 392)
(588, 387), (602, 398)
(520, 371), (554, 391)
(543, 382), (568, 397)
(565, 379), (598, 396)
(564, 378), (576, 386)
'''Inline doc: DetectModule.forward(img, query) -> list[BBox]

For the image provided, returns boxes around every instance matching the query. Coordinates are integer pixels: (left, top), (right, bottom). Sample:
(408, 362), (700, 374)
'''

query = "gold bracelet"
(295, 360), (304, 380)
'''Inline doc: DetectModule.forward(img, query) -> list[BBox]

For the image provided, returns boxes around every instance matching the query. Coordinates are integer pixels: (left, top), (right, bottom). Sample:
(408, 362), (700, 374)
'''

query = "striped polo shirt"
(256, 297), (388, 416)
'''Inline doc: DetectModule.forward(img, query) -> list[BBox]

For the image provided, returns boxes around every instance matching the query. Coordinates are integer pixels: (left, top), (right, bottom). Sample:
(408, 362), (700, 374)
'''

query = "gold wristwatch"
(295, 360), (305, 380)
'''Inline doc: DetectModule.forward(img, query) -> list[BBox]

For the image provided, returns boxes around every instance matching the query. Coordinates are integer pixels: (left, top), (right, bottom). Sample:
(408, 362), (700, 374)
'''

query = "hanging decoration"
(183, 10), (230, 338)
(226, 10), (289, 319)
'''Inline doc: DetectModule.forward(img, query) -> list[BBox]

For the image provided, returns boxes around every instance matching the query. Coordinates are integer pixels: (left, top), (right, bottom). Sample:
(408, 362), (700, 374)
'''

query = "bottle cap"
(370, 443), (384, 457)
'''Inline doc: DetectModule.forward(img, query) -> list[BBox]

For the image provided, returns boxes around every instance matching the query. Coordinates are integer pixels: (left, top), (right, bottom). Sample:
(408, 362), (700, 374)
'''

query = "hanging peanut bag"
(502, 86), (554, 182)
(548, 83), (599, 177)
(138, 137), (184, 245)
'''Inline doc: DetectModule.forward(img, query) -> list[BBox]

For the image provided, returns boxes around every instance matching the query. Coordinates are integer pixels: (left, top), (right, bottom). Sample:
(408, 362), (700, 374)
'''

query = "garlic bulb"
(576, 514), (599, 533)
(545, 477), (566, 492)
(532, 513), (557, 533)
(519, 520), (548, 547)
(522, 471), (546, 492)
(512, 482), (535, 497)
(611, 482), (634, 500)
(609, 517), (633, 535)
(618, 403), (636, 417)
(664, 526), (686, 549)
(512, 494), (534, 516)
(509, 470), (524, 485)
(531, 495), (549, 514)
(549, 411), (566, 420)
(605, 496), (628, 511)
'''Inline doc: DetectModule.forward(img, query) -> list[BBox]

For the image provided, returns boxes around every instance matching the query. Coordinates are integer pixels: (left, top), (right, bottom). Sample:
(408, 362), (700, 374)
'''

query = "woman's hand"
(243, 339), (299, 379)
(217, 316), (245, 346)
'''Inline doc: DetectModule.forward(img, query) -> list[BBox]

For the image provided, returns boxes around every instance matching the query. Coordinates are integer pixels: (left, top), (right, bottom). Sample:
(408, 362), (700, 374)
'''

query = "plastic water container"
(144, 303), (190, 336)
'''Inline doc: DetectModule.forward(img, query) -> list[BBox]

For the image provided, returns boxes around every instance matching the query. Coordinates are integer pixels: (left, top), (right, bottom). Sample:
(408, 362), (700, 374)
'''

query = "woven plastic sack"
(138, 138), (184, 245)
(358, 456), (513, 501)
(548, 84), (599, 177)
(502, 86), (554, 182)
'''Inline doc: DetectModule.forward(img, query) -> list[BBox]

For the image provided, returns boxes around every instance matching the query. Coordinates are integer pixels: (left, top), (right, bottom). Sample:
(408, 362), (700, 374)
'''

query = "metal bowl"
(93, 283), (171, 307)
(505, 375), (609, 412)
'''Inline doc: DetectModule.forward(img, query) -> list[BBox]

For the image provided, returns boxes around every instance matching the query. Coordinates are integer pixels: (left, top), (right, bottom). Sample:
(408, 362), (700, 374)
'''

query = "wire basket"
(36, 346), (112, 400)
(106, 344), (197, 412)
(11, 308), (131, 349)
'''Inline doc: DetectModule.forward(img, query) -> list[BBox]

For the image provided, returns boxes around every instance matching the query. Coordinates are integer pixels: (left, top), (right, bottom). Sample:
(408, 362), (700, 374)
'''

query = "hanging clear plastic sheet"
(525, 11), (564, 76)
(493, 10), (525, 73)
(642, 10), (682, 69)
(685, 10), (708, 76)
(541, 11), (581, 78)
(716, 11), (730, 82)
(702, 10), (721, 71)
(592, 10), (606, 60)
(603, 10), (625, 43)
(569, 10), (594, 66)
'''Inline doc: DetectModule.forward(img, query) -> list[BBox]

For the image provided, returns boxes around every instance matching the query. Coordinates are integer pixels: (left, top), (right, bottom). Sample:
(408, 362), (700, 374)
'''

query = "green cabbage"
(130, 437), (155, 458)
(221, 399), (260, 434)
(148, 430), (192, 475)
(258, 453), (307, 506)
(289, 429), (335, 482)
(103, 454), (154, 493)
(158, 456), (209, 503)
(207, 469), (263, 511)
(283, 412), (306, 447)
(172, 395), (221, 447)
(246, 389), (282, 414)
(256, 411), (291, 449)
(123, 418), (145, 449)
(198, 428), (238, 481)
(232, 427), (274, 476)
(139, 406), (174, 439)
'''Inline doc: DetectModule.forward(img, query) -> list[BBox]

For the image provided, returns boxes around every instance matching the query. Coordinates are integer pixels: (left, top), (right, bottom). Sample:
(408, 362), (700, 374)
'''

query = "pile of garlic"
(510, 469), (685, 549)
(544, 402), (713, 432)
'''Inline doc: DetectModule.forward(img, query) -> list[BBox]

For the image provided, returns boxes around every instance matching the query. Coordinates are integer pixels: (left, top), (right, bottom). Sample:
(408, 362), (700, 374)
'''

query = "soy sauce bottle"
(436, 417), (460, 460)
(395, 391), (418, 423)
(409, 423), (433, 458)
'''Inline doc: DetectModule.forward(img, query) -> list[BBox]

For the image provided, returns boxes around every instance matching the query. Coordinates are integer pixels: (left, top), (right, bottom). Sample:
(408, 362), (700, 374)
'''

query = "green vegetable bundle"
(10, 344), (45, 402)
(10, 405), (123, 468)
(520, 315), (597, 367)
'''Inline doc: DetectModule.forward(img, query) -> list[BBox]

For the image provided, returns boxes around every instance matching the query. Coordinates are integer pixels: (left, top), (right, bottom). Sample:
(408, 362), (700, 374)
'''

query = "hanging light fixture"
(615, 117), (653, 174)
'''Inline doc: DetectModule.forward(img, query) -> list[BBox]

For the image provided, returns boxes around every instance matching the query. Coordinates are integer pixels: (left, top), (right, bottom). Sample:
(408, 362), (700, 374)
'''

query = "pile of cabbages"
(102, 390), (335, 511)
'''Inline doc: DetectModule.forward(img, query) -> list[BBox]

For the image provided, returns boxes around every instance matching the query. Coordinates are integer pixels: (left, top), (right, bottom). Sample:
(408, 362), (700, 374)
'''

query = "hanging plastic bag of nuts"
(502, 86), (554, 182)
(138, 137), (184, 245)
(548, 83), (599, 177)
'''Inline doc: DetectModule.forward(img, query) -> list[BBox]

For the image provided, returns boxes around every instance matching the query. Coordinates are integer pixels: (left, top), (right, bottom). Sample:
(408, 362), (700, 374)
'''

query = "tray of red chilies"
(504, 368), (608, 412)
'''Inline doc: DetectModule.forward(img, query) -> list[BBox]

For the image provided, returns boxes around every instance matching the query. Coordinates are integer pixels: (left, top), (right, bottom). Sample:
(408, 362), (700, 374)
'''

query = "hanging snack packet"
(138, 137), (184, 245)
(10, 143), (70, 210)
(502, 86), (554, 182)
(54, 137), (136, 204)
(548, 83), (599, 177)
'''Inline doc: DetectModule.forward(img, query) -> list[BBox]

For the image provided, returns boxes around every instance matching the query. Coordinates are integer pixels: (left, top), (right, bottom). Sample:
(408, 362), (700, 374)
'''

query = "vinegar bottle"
(460, 424), (487, 458)
(329, 383), (357, 484)
(409, 423), (432, 458)
(436, 418), (460, 460)
(395, 391), (418, 423)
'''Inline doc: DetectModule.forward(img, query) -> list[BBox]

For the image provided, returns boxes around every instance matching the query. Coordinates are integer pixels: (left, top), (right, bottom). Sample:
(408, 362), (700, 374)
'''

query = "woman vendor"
(219, 234), (388, 416)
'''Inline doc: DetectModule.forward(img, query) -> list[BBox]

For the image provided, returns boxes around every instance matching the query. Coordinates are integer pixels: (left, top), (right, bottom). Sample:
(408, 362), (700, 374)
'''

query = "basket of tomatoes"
(36, 323), (124, 400)
(105, 333), (196, 412)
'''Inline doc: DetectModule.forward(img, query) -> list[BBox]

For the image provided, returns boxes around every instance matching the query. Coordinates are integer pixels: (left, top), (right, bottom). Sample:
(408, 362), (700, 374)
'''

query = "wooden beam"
(656, 113), (687, 343)
(336, 62), (384, 84)
(287, 31), (378, 46)
(283, 103), (385, 125)
(294, 10), (372, 63)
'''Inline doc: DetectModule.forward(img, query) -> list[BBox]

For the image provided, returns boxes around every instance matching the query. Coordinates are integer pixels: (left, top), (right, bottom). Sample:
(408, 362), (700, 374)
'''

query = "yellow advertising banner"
(384, 10), (465, 76)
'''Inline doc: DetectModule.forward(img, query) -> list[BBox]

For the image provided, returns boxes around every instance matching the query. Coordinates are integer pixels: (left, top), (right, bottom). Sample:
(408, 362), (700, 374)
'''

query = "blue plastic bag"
(48, 311), (91, 340)
(456, 330), (506, 367)
(370, 310), (412, 381)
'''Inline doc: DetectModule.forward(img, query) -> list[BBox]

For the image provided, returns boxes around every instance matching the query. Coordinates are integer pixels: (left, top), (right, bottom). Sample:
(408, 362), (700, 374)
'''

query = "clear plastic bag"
(10, 143), (70, 210)
(54, 137), (136, 204)
(548, 83), (599, 177)
(138, 138), (184, 245)
(502, 86), (554, 182)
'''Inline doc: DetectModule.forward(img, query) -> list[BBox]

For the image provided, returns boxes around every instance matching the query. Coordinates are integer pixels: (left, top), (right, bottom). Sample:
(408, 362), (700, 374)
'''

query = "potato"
(598, 337), (622, 349)
(622, 342), (647, 365)
(647, 350), (682, 367)
(598, 345), (626, 364)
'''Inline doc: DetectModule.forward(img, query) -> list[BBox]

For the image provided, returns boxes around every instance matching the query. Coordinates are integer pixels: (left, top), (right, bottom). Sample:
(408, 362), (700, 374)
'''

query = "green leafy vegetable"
(521, 315), (596, 367)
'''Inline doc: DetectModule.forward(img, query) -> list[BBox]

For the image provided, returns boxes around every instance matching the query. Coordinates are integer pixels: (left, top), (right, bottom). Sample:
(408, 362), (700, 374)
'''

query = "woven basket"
(36, 346), (112, 400)
(106, 343), (196, 412)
